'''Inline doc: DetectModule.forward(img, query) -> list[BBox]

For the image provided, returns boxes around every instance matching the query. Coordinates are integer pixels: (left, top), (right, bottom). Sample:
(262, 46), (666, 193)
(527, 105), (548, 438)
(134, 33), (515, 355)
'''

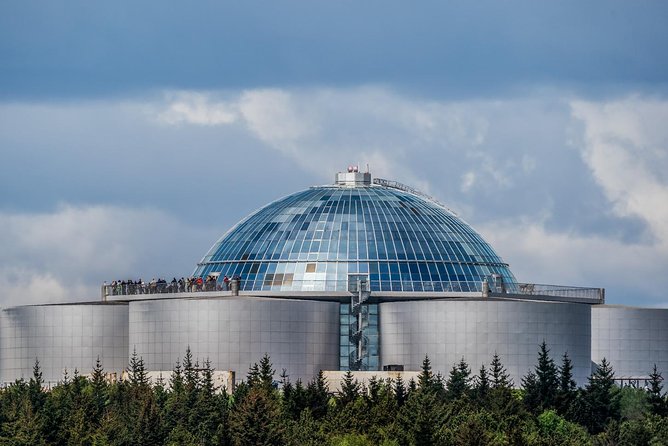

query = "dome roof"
(194, 172), (516, 292)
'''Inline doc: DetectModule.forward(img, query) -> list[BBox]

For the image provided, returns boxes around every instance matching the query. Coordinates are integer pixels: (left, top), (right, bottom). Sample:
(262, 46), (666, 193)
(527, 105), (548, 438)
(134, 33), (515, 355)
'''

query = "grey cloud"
(1, 87), (667, 307)
(0, 205), (220, 307)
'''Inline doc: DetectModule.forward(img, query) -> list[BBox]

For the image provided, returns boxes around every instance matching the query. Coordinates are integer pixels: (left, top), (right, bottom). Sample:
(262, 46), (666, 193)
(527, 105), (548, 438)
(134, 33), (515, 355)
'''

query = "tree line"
(0, 341), (667, 445)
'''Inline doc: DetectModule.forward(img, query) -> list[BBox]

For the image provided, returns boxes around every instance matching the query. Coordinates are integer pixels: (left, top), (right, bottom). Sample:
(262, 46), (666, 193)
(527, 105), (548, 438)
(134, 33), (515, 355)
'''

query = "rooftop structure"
(194, 169), (516, 293)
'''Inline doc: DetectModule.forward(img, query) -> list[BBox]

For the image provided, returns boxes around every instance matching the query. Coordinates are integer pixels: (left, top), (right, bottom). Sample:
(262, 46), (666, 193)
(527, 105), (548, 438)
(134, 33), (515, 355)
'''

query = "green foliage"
(524, 409), (592, 446)
(490, 352), (513, 389)
(619, 387), (650, 421)
(523, 342), (559, 414)
(128, 347), (149, 388)
(474, 364), (490, 405)
(306, 371), (330, 419)
(229, 387), (284, 446)
(445, 358), (471, 401)
(2, 346), (668, 445)
(578, 358), (621, 434)
(339, 371), (360, 406)
(556, 352), (577, 419)
(647, 364), (667, 417)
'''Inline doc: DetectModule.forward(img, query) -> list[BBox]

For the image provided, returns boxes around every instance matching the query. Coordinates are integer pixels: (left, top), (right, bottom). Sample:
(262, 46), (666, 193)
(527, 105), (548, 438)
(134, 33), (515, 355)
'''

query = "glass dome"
(194, 173), (516, 292)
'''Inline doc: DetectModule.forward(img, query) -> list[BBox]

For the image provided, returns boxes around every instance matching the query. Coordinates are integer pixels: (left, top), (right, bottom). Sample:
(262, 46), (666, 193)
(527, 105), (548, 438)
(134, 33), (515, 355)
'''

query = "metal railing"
(103, 279), (488, 298)
(499, 282), (605, 303)
(103, 280), (225, 298)
(102, 278), (604, 303)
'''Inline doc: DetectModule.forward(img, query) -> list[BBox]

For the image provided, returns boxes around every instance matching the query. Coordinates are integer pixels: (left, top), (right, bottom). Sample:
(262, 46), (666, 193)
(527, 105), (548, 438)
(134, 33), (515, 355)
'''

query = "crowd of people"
(105, 274), (241, 296)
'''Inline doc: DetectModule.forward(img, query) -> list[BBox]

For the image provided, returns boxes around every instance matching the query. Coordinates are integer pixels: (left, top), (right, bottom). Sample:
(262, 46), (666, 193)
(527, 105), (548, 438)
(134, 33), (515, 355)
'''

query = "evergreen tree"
(646, 364), (666, 417)
(523, 341), (559, 413)
(535, 341), (559, 410)
(522, 371), (541, 413)
(490, 352), (512, 389)
(394, 375), (407, 407)
(366, 379), (400, 444)
(398, 384), (445, 446)
(183, 346), (199, 397)
(366, 376), (380, 406)
(128, 348), (149, 388)
(229, 387), (284, 446)
(474, 364), (490, 404)
(247, 362), (260, 389)
(284, 409), (326, 446)
(164, 359), (189, 438)
(27, 358), (45, 413)
(282, 378), (300, 420)
(305, 371), (329, 419)
(445, 358), (471, 401)
(339, 371), (360, 406)
(407, 378), (417, 395)
(556, 351), (577, 418)
(580, 357), (620, 434)
(418, 355), (435, 392)
(90, 356), (108, 425)
(194, 358), (224, 446)
(258, 353), (276, 393)
(182, 346), (200, 432)
(1, 398), (47, 446)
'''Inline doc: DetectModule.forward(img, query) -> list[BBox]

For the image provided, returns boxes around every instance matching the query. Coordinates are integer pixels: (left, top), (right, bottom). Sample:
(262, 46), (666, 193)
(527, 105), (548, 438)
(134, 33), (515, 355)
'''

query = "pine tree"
(418, 355), (435, 392)
(90, 356), (108, 425)
(258, 353), (276, 393)
(445, 357), (471, 400)
(394, 375), (407, 407)
(128, 348), (149, 388)
(408, 378), (417, 395)
(398, 382), (445, 446)
(522, 371), (541, 413)
(183, 346), (199, 395)
(580, 357), (620, 434)
(305, 371), (329, 419)
(534, 341), (559, 411)
(366, 376), (380, 405)
(229, 387), (284, 446)
(182, 346), (200, 430)
(490, 352), (512, 389)
(170, 359), (184, 395)
(195, 359), (223, 446)
(556, 351), (577, 418)
(646, 364), (666, 417)
(28, 358), (46, 413)
(475, 364), (490, 404)
(339, 370), (360, 406)
(247, 363), (260, 389)
(164, 359), (189, 437)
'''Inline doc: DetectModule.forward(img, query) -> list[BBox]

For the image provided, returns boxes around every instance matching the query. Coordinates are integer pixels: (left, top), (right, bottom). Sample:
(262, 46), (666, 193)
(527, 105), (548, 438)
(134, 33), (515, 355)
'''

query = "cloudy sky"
(1, 1), (667, 307)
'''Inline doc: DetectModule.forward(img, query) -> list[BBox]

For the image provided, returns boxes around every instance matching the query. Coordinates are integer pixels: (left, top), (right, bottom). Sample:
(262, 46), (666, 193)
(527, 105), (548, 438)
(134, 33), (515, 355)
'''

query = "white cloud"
(0, 205), (218, 307)
(153, 86), (498, 191)
(571, 97), (668, 246)
(479, 218), (668, 307)
(156, 91), (238, 125)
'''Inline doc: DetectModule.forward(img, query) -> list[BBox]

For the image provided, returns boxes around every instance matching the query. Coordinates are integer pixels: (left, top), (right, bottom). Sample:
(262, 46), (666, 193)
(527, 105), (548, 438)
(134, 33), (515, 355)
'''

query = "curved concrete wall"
(380, 298), (592, 386)
(592, 306), (668, 378)
(0, 303), (129, 383)
(128, 297), (340, 384)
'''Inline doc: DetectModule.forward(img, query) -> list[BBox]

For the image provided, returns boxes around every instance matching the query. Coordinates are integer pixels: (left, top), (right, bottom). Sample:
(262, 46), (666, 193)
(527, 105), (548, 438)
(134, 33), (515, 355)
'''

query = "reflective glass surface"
(194, 184), (516, 291)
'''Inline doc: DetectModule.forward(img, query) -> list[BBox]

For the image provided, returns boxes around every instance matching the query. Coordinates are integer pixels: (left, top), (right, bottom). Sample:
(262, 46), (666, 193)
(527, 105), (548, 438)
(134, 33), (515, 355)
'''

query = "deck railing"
(101, 279), (604, 303)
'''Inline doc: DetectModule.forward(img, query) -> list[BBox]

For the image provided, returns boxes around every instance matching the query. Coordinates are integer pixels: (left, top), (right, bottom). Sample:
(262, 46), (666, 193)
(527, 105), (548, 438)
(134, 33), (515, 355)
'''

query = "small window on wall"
(306, 263), (317, 273)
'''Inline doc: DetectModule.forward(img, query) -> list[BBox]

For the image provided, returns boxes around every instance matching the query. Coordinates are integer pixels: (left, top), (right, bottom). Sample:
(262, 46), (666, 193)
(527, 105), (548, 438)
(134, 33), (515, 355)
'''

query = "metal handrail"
(101, 278), (604, 303)
(503, 282), (605, 303)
